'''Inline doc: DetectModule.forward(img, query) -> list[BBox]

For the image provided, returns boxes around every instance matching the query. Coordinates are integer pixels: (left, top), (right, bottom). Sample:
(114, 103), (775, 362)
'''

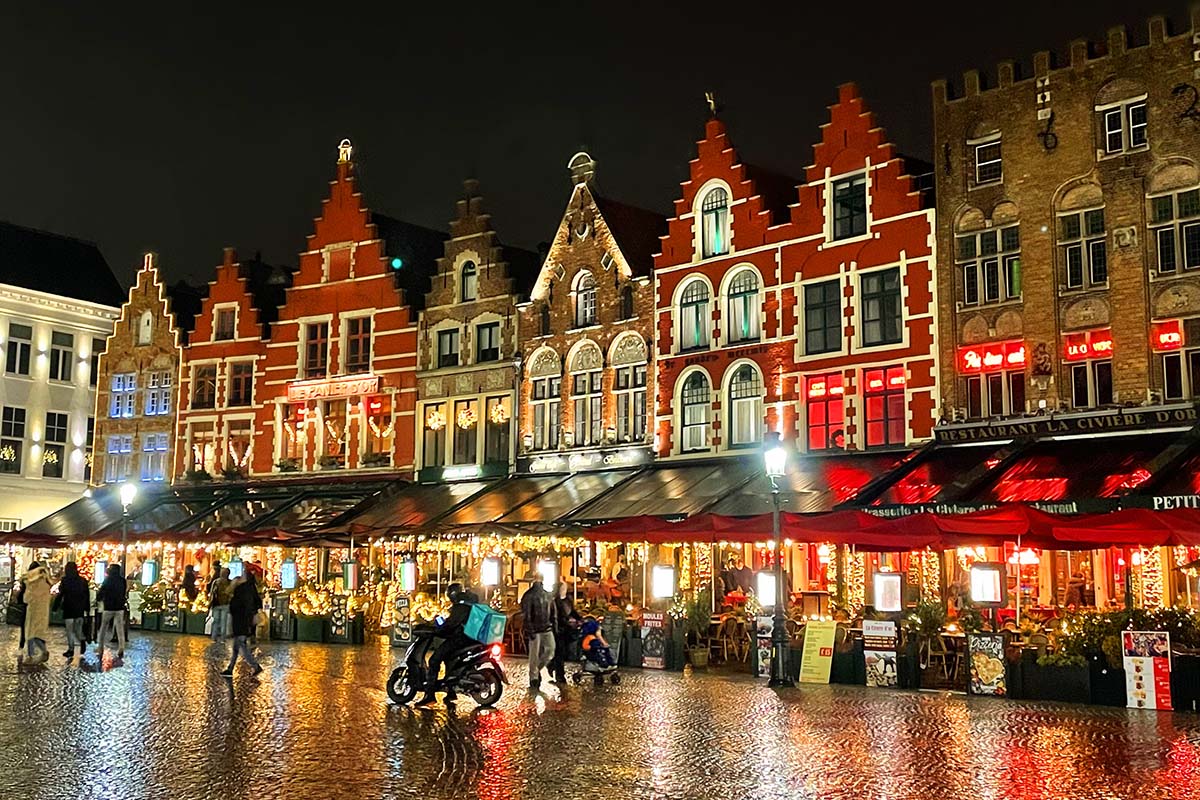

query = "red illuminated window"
(1063, 329), (1113, 361)
(957, 340), (1025, 374)
(806, 373), (844, 451)
(863, 367), (906, 448)
(1152, 320), (1184, 352)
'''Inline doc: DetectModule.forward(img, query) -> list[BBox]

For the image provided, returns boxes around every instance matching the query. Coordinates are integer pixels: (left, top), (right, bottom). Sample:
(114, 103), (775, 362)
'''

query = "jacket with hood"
(20, 566), (52, 643)
(56, 564), (90, 618)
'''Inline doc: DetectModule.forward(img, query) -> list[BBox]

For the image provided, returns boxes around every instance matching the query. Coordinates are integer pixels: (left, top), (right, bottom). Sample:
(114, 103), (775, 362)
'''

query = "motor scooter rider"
(415, 582), (477, 706)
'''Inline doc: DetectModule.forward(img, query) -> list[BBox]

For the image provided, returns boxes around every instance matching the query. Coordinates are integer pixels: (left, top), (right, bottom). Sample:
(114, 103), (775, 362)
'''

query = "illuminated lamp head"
(390, 257), (403, 270)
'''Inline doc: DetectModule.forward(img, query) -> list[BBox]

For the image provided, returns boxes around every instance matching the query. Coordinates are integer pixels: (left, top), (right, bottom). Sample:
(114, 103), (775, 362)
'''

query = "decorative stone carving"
(1031, 342), (1054, 377)
(1113, 226), (1138, 248)
(485, 369), (509, 389)
(1063, 297), (1110, 330)
(423, 377), (444, 398)
(961, 314), (990, 344)
(1154, 282), (1200, 317)
(994, 310), (1024, 339)
(610, 333), (648, 366)
(571, 342), (603, 372)
(528, 347), (561, 378)
(455, 374), (474, 394)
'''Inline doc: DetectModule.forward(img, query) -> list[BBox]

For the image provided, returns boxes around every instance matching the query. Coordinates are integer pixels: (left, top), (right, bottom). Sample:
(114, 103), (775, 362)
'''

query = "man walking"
(520, 576), (557, 689)
(208, 567), (232, 643)
(221, 572), (263, 677)
(95, 564), (127, 661)
(57, 561), (90, 660)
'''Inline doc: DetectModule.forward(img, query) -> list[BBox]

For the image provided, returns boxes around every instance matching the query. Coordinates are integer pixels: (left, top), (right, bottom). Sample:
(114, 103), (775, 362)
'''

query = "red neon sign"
(1064, 329), (1113, 361)
(958, 340), (1026, 374)
(1152, 320), (1184, 351)
(806, 375), (845, 400)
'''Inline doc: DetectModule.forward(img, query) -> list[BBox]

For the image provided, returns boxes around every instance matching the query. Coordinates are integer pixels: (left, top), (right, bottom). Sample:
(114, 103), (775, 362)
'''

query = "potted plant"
(318, 454), (342, 470)
(682, 590), (712, 668)
(276, 458), (300, 472)
(361, 452), (390, 468)
(184, 468), (212, 482)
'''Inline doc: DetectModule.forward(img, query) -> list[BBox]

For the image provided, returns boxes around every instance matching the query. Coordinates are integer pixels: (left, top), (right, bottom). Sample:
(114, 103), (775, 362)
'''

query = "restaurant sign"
(934, 404), (1199, 444)
(522, 446), (651, 474)
(799, 620), (837, 684)
(1122, 631), (1172, 710)
(287, 373), (380, 402)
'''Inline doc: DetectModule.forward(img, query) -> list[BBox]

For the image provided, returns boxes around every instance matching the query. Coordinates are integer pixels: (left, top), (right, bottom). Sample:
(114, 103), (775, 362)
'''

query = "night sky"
(1, 1), (1192, 287)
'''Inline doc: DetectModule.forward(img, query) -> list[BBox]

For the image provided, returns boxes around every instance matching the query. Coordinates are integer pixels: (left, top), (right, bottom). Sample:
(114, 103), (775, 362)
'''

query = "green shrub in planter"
(183, 610), (208, 635)
(140, 612), (161, 631)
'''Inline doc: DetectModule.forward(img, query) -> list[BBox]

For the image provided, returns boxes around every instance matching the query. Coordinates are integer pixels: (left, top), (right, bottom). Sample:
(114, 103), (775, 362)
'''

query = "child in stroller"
(572, 617), (620, 686)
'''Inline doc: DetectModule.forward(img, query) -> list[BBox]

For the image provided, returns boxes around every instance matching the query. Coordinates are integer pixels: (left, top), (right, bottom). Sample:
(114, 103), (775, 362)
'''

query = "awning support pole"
(436, 537), (442, 597)
(1015, 533), (1022, 629)
(711, 543), (717, 613)
(642, 543), (648, 608)
(573, 547), (578, 604)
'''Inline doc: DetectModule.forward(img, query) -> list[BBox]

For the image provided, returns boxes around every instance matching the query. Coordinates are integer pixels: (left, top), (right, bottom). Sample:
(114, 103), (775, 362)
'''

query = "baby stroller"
(571, 617), (621, 686)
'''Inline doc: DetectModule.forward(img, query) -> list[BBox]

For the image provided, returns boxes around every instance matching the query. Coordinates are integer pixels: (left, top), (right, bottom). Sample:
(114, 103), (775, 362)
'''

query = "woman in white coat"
(19, 561), (52, 664)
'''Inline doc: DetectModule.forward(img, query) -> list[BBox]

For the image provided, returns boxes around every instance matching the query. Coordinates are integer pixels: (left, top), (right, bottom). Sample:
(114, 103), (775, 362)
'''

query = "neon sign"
(806, 375), (844, 400)
(1152, 320), (1184, 352)
(1063, 329), (1113, 361)
(958, 340), (1026, 374)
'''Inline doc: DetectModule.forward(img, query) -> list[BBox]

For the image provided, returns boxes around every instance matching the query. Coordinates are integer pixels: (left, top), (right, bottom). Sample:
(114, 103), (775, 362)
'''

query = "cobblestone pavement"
(2, 628), (1199, 800)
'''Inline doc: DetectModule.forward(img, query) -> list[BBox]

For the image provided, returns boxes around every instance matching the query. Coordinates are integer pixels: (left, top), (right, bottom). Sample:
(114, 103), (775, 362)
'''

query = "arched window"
(528, 348), (562, 451)
(619, 284), (634, 320)
(681, 372), (711, 452)
(701, 187), (730, 257)
(570, 344), (603, 446)
(575, 272), (597, 328)
(138, 310), (154, 345)
(727, 271), (760, 343)
(728, 365), (764, 448)
(461, 261), (478, 302)
(679, 280), (710, 351)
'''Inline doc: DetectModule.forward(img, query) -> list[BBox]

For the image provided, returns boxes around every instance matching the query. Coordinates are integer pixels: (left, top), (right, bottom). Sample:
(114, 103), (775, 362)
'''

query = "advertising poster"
(863, 620), (898, 688)
(390, 595), (412, 647)
(641, 611), (667, 670)
(755, 616), (773, 679)
(967, 633), (1007, 696)
(126, 590), (143, 627)
(799, 620), (837, 684)
(1123, 631), (1172, 710)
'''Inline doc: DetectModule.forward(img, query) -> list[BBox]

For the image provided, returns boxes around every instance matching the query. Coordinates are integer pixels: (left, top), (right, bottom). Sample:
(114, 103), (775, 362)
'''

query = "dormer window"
(1101, 98), (1148, 155)
(461, 261), (478, 302)
(214, 308), (235, 341)
(138, 310), (154, 345)
(832, 175), (867, 240)
(574, 272), (597, 328)
(700, 187), (730, 257)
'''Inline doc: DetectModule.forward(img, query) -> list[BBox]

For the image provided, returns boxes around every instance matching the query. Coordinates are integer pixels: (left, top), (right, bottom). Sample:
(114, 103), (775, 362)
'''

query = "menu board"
(871, 573), (903, 613)
(799, 620), (837, 684)
(390, 595), (412, 647)
(863, 620), (898, 688)
(641, 611), (667, 670)
(126, 590), (143, 627)
(967, 633), (1007, 696)
(1123, 631), (1172, 710)
(755, 616), (773, 679)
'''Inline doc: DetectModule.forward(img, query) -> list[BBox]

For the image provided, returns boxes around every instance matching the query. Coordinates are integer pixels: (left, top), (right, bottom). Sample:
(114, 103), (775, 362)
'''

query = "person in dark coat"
(181, 565), (199, 603)
(55, 561), (91, 660)
(221, 574), (263, 677)
(95, 564), (127, 660)
(549, 581), (581, 683)
(415, 582), (477, 707)
(520, 578), (557, 689)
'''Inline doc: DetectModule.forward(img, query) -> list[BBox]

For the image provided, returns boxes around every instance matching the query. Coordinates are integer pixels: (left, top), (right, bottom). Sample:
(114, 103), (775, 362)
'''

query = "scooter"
(387, 623), (508, 707)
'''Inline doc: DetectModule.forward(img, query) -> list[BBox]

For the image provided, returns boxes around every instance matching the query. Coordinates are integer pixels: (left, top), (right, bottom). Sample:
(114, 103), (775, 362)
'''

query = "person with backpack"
(221, 572), (263, 677)
(208, 567), (233, 643)
(55, 561), (91, 660)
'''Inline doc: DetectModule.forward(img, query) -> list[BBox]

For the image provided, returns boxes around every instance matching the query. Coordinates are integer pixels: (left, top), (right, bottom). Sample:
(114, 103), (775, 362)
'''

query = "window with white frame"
(804, 279), (842, 355)
(1059, 208), (1107, 289)
(437, 328), (460, 368)
(956, 225), (1021, 305)
(615, 363), (647, 443)
(189, 422), (216, 474)
(140, 433), (169, 481)
(0, 406), (25, 474)
(228, 362), (253, 406)
(727, 365), (763, 448)
(1151, 188), (1200, 274)
(680, 372), (711, 452)
(214, 307), (236, 341)
(84, 416), (94, 482)
(700, 187), (730, 257)
(42, 412), (67, 478)
(572, 370), (602, 446)
(227, 420), (252, 472)
(461, 261), (478, 302)
(531, 376), (561, 450)
(574, 272), (597, 328)
(452, 399), (479, 465)
(109, 373), (137, 418)
(145, 371), (172, 416)
(48, 332), (74, 382)
(1100, 98), (1148, 155)
(1163, 347), (1200, 401)
(831, 174), (867, 240)
(104, 434), (132, 483)
(972, 135), (1002, 185)
(5, 323), (31, 376)
(1070, 359), (1114, 409)
(192, 365), (216, 409)
(304, 321), (329, 378)
(860, 268), (903, 346)
(726, 271), (760, 344)
(345, 316), (371, 373)
(423, 403), (446, 467)
(806, 373), (845, 451)
(476, 322), (500, 362)
(484, 396), (511, 465)
(679, 280), (710, 351)
(863, 366), (907, 447)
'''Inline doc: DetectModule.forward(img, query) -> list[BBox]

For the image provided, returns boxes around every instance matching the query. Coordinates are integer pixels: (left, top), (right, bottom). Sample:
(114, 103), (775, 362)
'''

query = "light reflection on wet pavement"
(2, 628), (1198, 799)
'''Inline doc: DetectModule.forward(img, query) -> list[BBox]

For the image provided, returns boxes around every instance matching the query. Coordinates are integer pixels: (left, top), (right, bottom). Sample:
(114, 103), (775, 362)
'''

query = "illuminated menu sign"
(1063, 329), (1113, 361)
(286, 373), (380, 402)
(1152, 320), (1184, 352)
(957, 340), (1026, 374)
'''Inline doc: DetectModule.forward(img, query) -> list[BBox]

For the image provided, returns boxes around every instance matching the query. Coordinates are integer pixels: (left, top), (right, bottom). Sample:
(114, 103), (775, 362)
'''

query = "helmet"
(447, 582), (465, 603)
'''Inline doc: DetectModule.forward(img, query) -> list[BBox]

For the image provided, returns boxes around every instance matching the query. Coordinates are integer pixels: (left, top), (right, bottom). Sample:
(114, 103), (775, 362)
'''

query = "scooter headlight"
(490, 643), (502, 658)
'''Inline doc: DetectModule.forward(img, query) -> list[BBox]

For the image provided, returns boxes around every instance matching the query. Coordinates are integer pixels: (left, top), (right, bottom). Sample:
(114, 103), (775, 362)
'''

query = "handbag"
(204, 613), (213, 635)
(5, 601), (26, 627)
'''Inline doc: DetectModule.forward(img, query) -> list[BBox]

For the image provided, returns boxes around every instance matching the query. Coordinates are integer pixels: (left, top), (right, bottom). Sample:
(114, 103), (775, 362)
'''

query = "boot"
(414, 693), (437, 707)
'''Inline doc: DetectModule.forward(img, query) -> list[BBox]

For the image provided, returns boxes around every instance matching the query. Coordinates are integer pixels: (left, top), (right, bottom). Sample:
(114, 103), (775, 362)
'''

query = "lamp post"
(763, 432), (793, 688)
(119, 482), (137, 578)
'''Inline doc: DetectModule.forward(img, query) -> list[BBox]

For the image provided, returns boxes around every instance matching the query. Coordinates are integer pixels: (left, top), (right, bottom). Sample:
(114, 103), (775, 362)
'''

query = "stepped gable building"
(0, 221), (122, 526)
(516, 153), (665, 474)
(94, 253), (188, 487)
(415, 180), (539, 482)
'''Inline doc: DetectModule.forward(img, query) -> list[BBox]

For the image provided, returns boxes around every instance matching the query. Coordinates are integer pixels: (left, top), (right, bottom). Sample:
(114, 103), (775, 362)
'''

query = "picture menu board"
(1123, 631), (1172, 710)
(863, 620), (898, 688)
(967, 633), (1007, 696)
(799, 620), (837, 684)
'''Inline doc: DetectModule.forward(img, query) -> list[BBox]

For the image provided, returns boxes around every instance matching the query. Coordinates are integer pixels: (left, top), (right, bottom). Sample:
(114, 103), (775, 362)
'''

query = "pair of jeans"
(25, 637), (47, 662)
(526, 631), (555, 685)
(97, 610), (126, 655)
(210, 605), (230, 641)
(226, 635), (260, 672)
(64, 617), (85, 653)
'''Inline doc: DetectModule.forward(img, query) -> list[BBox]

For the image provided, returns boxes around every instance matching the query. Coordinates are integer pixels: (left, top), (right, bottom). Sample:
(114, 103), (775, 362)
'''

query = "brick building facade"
(415, 180), (538, 481)
(515, 154), (664, 473)
(932, 12), (1200, 419)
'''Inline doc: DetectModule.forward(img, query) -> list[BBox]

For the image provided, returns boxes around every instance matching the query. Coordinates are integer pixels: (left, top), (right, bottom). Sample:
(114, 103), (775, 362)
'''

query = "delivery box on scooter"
(464, 602), (507, 645)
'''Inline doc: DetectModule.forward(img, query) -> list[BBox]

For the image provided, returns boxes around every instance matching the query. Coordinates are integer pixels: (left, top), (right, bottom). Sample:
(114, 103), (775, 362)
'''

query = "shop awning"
(564, 460), (761, 522)
(340, 480), (495, 535)
(432, 475), (570, 531)
(497, 469), (638, 523)
(708, 452), (906, 515)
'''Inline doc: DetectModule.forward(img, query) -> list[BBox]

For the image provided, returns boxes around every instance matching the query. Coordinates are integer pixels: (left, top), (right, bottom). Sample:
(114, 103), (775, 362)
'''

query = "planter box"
(158, 609), (184, 633)
(1088, 659), (1126, 707)
(831, 640), (866, 685)
(1172, 654), (1200, 712)
(296, 615), (326, 642)
(183, 610), (209, 636)
(1028, 661), (1090, 704)
(139, 612), (161, 631)
(898, 638), (921, 690)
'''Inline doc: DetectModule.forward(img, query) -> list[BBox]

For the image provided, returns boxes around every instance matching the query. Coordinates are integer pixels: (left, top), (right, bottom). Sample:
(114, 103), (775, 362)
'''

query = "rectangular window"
(863, 367), (906, 447)
(0, 407), (26, 474)
(345, 316), (372, 373)
(831, 175), (867, 240)
(189, 423), (216, 474)
(806, 373), (845, 451)
(104, 435), (133, 483)
(226, 420), (252, 473)
(957, 227), (1020, 305)
(860, 268), (902, 347)
(615, 364), (647, 442)
(438, 329), (460, 368)
(214, 308), (236, 341)
(90, 338), (104, 387)
(109, 373), (137, 418)
(572, 371), (602, 446)
(1071, 359), (1114, 409)
(146, 370), (172, 416)
(964, 368), (1025, 420)
(531, 378), (561, 450)
(5, 323), (31, 376)
(982, 259), (1001, 303)
(304, 322), (329, 378)
(423, 403), (446, 467)
(84, 416), (94, 482)
(1151, 189), (1200, 274)
(322, 399), (347, 467)
(804, 280), (842, 355)
(41, 412), (68, 478)
(484, 396), (511, 465)
(1059, 209), (1107, 289)
(48, 331), (74, 382)
(228, 362), (254, 406)
(974, 138), (1002, 184)
(140, 433), (169, 482)
(1102, 99), (1148, 154)
(452, 400), (478, 465)
(282, 404), (306, 462)
(192, 365), (217, 409)
(476, 322), (501, 363)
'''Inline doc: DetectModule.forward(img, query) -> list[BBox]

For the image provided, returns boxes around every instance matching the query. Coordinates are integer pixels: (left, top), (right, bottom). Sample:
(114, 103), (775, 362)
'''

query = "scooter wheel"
(387, 666), (418, 705)
(610, 672), (621, 685)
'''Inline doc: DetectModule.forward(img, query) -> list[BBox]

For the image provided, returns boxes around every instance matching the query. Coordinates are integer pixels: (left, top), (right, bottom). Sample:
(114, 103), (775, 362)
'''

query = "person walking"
(181, 565), (199, 603)
(19, 561), (52, 664)
(549, 581), (581, 684)
(221, 572), (263, 677)
(95, 564), (128, 661)
(519, 576), (557, 689)
(208, 567), (233, 643)
(56, 562), (90, 660)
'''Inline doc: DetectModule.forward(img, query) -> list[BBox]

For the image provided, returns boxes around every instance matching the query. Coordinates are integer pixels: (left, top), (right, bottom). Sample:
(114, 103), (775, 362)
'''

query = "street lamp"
(119, 482), (137, 578)
(763, 431), (793, 688)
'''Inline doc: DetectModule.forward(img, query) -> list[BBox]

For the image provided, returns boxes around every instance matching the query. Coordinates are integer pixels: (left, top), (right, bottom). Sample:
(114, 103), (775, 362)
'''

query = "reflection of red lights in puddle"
(474, 709), (516, 800)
